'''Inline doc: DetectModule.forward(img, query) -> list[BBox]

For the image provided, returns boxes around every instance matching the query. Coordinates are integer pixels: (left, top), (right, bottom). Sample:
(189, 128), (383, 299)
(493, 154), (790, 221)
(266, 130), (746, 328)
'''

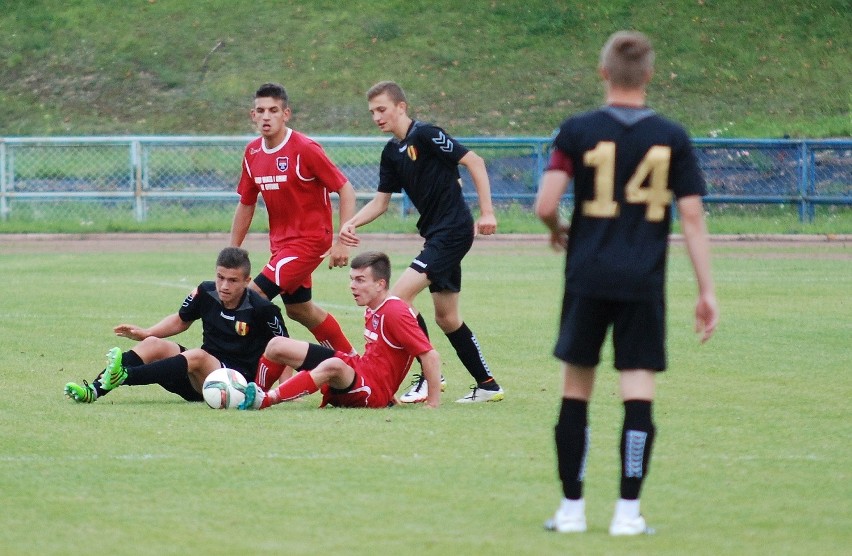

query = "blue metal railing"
(0, 136), (848, 223)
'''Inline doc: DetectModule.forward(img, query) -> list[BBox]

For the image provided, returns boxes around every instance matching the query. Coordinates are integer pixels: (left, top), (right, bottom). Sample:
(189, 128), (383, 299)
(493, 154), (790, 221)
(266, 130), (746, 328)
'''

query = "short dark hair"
(255, 83), (289, 106)
(216, 247), (251, 277)
(367, 80), (407, 104)
(351, 251), (391, 284)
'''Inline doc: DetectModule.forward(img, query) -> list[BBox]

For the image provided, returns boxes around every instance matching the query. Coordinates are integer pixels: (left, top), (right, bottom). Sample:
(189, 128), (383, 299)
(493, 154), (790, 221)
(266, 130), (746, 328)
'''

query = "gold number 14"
(582, 141), (673, 222)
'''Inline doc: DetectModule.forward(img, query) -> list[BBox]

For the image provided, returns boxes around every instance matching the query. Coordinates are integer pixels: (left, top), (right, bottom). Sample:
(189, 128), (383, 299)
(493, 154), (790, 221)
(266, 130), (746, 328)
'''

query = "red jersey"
(357, 296), (434, 400)
(237, 129), (348, 253)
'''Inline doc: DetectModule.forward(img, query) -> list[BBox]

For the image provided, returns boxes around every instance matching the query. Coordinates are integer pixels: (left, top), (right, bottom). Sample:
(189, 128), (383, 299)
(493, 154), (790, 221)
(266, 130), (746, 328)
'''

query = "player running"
(239, 251), (442, 410)
(339, 81), (504, 404)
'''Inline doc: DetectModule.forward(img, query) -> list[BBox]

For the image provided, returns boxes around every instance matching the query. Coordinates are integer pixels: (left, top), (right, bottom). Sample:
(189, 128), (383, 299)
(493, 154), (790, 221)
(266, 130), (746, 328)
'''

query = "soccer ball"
(202, 368), (248, 409)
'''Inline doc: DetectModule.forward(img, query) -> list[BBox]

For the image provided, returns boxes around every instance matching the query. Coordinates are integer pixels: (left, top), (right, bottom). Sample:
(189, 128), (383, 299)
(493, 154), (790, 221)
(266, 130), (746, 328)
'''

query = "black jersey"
(377, 120), (475, 238)
(178, 281), (288, 372)
(553, 106), (706, 301)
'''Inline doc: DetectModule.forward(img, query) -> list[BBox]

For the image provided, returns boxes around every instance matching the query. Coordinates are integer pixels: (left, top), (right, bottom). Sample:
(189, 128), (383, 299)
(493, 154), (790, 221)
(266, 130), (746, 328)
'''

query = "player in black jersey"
(535, 31), (718, 536)
(340, 80), (504, 404)
(64, 247), (288, 403)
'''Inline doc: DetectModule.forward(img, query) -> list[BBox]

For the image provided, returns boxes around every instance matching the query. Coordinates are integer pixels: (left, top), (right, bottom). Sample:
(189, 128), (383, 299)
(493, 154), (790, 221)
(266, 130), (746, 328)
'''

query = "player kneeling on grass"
(64, 247), (289, 403)
(240, 251), (442, 410)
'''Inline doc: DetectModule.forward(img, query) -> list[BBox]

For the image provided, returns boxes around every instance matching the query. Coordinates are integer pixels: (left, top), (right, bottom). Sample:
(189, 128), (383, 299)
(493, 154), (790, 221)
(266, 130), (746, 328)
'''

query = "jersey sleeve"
(545, 147), (574, 175)
(670, 129), (707, 199)
(376, 146), (401, 194)
(300, 140), (349, 192)
(236, 147), (260, 205)
(417, 123), (469, 164)
(177, 284), (204, 322)
(384, 302), (433, 357)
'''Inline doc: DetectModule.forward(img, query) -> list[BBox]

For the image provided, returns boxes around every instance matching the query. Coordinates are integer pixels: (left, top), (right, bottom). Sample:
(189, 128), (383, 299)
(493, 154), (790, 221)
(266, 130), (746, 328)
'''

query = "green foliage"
(0, 1), (848, 137)
(0, 239), (849, 554)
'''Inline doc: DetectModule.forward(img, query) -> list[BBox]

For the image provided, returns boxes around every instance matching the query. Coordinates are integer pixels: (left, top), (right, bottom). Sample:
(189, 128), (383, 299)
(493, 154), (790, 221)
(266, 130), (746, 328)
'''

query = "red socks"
(256, 355), (287, 391)
(310, 313), (355, 354)
(268, 370), (319, 406)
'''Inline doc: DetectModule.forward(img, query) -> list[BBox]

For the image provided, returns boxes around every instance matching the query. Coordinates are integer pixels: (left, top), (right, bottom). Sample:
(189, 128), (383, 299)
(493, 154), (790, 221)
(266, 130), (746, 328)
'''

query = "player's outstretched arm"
(339, 192), (392, 247)
(114, 313), (191, 341)
(535, 170), (571, 251)
(677, 195), (718, 343)
(459, 151), (496, 236)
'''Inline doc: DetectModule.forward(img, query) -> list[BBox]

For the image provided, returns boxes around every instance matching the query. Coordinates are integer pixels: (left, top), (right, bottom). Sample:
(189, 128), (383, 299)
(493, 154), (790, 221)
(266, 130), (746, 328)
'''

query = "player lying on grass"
(239, 251), (442, 410)
(64, 247), (288, 403)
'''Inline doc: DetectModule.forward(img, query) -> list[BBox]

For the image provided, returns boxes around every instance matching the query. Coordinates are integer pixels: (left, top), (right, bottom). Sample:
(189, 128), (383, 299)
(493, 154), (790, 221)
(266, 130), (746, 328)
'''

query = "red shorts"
(260, 247), (325, 295)
(319, 353), (392, 409)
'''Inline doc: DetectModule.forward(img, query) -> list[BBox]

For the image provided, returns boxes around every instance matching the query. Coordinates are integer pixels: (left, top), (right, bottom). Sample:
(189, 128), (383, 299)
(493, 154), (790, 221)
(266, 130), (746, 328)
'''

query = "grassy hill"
(0, 0), (849, 138)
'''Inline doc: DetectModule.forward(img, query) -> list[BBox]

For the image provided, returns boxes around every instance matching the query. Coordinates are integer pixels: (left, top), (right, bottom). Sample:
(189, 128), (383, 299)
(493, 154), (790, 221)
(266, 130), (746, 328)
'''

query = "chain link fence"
(0, 136), (848, 231)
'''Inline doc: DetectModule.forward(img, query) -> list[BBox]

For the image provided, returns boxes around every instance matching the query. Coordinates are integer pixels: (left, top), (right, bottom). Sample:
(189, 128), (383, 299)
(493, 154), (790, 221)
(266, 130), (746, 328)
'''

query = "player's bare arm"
(114, 313), (191, 341)
(419, 349), (442, 408)
(535, 170), (572, 251)
(229, 202), (256, 247)
(328, 182), (357, 268)
(339, 192), (393, 247)
(677, 194), (719, 343)
(459, 151), (497, 236)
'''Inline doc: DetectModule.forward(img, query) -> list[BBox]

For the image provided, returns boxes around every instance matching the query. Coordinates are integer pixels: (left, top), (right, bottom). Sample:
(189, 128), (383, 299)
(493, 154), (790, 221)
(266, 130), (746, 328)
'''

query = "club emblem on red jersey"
(276, 157), (289, 171)
(235, 321), (249, 336)
(407, 145), (418, 161)
(372, 315), (380, 330)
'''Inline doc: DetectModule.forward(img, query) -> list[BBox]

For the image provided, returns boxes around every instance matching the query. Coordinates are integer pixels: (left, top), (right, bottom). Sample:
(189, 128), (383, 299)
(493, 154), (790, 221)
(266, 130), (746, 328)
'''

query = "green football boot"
(65, 381), (97, 403)
(100, 347), (128, 391)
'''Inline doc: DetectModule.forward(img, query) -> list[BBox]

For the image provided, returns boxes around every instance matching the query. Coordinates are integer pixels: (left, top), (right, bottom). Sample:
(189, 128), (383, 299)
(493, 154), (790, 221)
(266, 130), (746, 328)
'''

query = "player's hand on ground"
(113, 324), (147, 341)
(475, 213), (497, 236)
(338, 223), (360, 247)
(327, 241), (350, 268)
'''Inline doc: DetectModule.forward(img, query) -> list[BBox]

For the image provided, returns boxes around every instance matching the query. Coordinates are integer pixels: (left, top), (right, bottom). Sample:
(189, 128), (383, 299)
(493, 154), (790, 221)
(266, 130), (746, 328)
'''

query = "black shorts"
(411, 230), (474, 293)
(553, 293), (667, 372)
(254, 273), (312, 304)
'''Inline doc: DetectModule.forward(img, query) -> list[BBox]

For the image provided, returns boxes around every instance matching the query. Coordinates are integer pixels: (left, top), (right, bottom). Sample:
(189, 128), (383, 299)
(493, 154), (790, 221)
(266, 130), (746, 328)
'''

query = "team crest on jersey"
(276, 157), (289, 172)
(371, 315), (380, 330)
(235, 321), (249, 336)
(407, 145), (418, 161)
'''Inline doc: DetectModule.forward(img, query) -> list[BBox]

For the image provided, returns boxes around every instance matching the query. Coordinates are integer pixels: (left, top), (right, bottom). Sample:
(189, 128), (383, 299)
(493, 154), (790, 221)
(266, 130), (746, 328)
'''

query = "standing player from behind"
(535, 31), (718, 536)
(230, 83), (357, 387)
(339, 81), (504, 404)
(238, 251), (442, 410)
(64, 247), (288, 403)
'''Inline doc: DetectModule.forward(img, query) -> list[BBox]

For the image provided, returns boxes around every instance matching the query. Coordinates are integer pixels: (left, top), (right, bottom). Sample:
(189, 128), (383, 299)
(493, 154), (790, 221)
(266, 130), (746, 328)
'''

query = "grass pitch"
(0, 235), (848, 555)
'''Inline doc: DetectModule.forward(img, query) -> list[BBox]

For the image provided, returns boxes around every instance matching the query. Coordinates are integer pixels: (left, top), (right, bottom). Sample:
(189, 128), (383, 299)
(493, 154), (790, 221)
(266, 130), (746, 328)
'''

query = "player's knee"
(434, 313), (462, 333)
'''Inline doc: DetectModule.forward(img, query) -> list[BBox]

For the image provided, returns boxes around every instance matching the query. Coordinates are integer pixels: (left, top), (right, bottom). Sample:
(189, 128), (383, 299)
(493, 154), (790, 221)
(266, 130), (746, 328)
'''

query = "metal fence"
(0, 136), (849, 228)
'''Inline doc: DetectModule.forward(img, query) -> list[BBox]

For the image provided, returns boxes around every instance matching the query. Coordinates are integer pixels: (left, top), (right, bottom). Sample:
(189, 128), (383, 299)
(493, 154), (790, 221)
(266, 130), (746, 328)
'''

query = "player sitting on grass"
(64, 247), (288, 403)
(239, 251), (442, 410)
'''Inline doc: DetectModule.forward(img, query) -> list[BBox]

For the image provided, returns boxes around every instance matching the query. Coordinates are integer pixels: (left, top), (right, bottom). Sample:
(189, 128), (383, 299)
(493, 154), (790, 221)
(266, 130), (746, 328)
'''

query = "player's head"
(349, 251), (391, 307)
(599, 31), (654, 89)
(215, 247), (252, 309)
(217, 247), (251, 277)
(255, 83), (289, 108)
(252, 83), (291, 141)
(367, 81), (410, 138)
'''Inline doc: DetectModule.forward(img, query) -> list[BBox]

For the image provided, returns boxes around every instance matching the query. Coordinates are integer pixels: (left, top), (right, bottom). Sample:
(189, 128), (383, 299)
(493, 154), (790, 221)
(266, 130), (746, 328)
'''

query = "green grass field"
(0, 236), (849, 555)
